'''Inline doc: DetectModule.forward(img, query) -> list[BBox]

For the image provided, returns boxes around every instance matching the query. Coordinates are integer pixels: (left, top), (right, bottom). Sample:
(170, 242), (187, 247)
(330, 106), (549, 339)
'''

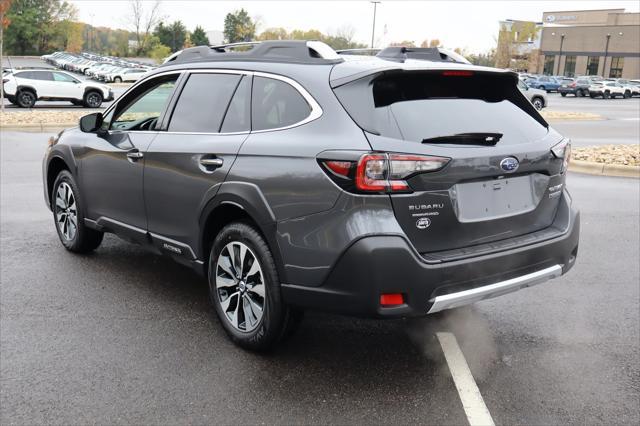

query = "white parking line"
(437, 332), (495, 426)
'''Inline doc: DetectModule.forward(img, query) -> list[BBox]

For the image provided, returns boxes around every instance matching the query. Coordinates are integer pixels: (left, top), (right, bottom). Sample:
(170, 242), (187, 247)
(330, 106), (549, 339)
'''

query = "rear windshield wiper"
(421, 133), (503, 145)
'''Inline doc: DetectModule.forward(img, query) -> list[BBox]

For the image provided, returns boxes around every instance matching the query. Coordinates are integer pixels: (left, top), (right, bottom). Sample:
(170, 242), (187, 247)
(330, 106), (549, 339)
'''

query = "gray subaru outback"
(43, 41), (579, 350)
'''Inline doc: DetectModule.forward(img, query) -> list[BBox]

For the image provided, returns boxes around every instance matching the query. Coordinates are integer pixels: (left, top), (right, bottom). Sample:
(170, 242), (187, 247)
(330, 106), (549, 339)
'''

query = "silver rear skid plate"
(427, 264), (563, 314)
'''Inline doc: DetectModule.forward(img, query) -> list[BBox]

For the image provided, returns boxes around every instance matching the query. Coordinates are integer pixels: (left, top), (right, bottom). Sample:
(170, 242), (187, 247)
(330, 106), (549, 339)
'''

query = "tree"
(146, 35), (170, 63)
(153, 20), (186, 52)
(129, 0), (161, 56)
(257, 27), (288, 41)
(190, 25), (209, 46)
(495, 21), (540, 70)
(4, 0), (76, 54)
(223, 8), (255, 43)
(429, 39), (440, 48)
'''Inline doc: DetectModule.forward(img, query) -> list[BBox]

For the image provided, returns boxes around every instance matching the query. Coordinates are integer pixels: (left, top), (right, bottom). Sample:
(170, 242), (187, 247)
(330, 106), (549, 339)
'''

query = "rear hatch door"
(333, 68), (568, 254)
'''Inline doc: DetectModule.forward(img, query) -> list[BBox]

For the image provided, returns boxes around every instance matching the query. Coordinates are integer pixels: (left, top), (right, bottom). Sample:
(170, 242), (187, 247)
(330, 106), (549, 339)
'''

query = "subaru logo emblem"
(500, 157), (519, 173)
(416, 217), (431, 229)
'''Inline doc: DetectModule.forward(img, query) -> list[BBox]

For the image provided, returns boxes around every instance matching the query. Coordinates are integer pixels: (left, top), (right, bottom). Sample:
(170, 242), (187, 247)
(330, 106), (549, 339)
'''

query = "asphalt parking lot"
(0, 128), (638, 424)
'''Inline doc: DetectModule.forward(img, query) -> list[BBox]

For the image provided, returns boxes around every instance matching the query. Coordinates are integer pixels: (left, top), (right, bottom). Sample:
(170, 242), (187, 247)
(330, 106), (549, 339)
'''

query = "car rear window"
(333, 70), (548, 144)
(169, 73), (241, 133)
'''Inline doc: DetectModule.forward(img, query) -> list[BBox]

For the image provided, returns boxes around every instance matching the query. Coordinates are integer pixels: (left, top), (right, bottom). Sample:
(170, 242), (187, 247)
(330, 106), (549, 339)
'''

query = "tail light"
(551, 139), (571, 173)
(321, 152), (450, 194)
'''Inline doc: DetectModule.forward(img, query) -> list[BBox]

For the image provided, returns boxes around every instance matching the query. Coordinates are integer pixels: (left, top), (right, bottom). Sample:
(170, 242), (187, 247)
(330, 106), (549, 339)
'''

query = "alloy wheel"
(215, 241), (266, 332)
(86, 93), (101, 107)
(55, 182), (78, 241)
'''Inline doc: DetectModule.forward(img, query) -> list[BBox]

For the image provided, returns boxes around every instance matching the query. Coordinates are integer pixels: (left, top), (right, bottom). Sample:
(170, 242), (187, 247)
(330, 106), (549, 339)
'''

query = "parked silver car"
(518, 80), (547, 110)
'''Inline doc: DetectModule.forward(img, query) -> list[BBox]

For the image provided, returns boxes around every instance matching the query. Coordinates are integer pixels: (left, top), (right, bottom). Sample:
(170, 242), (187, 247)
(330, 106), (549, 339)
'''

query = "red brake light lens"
(321, 153), (449, 194)
(324, 160), (352, 177)
(442, 70), (474, 77)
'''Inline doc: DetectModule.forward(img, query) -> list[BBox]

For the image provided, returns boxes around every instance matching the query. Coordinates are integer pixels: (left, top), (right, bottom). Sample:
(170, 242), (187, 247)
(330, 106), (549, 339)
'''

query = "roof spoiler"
(376, 47), (471, 64)
(162, 40), (344, 66)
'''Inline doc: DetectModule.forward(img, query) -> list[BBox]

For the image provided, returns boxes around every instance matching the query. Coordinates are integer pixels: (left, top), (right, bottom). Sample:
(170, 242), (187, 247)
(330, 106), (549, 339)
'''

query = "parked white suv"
(106, 68), (149, 83)
(2, 69), (113, 108)
(588, 81), (626, 99)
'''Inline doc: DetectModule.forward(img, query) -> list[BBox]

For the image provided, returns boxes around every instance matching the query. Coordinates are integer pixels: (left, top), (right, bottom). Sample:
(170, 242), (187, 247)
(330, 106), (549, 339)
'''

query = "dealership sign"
(546, 15), (577, 22)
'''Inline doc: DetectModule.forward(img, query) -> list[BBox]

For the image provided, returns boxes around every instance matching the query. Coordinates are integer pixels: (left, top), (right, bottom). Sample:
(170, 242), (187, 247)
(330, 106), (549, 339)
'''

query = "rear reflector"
(380, 293), (404, 306)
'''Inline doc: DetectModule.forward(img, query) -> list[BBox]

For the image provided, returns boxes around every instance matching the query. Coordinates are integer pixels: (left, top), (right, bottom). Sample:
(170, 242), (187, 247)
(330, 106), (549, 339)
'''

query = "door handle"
(200, 157), (224, 168)
(126, 149), (144, 160)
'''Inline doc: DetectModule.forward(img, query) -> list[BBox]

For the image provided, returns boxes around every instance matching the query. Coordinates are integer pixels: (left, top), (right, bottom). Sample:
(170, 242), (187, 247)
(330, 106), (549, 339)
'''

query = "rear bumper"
(282, 194), (579, 318)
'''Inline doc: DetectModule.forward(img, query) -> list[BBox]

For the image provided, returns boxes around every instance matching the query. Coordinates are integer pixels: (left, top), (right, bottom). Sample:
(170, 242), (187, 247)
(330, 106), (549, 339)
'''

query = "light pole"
(554, 33), (565, 75)
(370, 1), (380, 49)
(603, 33), (611, 77)
(603, 32), (622, 77)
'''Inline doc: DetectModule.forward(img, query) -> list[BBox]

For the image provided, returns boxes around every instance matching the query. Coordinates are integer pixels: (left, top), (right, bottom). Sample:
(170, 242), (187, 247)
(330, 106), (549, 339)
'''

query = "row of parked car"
(519, 74), (640, 99)
(41, 51), (154, 83)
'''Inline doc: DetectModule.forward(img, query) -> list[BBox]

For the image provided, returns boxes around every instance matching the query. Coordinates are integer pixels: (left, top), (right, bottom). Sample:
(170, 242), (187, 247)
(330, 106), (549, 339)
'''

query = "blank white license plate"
(453, 174), (548, 222)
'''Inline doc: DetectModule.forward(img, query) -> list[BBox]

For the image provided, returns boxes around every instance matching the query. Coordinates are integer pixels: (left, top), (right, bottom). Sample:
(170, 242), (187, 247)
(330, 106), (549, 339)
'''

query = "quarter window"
(169, 73), (241, 133)
(251, 76), (311, 131)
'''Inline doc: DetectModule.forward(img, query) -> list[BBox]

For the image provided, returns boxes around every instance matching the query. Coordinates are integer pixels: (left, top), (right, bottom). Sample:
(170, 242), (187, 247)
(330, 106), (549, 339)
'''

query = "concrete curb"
(1, 123), (75, 131)
(570, 160), (640, 178)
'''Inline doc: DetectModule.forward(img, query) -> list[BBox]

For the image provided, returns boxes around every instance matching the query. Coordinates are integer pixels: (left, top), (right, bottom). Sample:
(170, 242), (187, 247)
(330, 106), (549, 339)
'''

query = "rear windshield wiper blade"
(421, 133), (503, 145)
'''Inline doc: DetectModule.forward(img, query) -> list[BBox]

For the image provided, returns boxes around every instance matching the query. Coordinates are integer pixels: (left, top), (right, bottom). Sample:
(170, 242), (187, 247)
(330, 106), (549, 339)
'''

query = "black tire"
(624, 91), (630, 99)
(575, 89), (582, 97)
(539, 85), (545, 91)
(531, 97), (544, 110)
(561, 92), (567, 97)
(580, 90), (587, 97)
(208, 221), (301, 351)
(604, 91), (611, 99)
(113, 76), (122, 83)
(83, 90), (103, 108)
(52, 170), (104, 253)
(16, 89), (36, 108)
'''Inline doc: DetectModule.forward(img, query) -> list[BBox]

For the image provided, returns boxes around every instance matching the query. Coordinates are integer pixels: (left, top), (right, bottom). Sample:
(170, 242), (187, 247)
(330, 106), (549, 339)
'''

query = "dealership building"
(537, 9), (640, 78)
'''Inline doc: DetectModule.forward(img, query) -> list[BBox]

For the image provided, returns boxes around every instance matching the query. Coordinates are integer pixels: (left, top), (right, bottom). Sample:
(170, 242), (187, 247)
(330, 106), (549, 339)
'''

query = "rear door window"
(251, 76), (311, 131)
(169, 73), (241, 133)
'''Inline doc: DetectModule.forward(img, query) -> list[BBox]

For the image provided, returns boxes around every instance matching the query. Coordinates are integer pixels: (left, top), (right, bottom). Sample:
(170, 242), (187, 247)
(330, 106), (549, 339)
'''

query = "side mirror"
(79, 112), (103, 133)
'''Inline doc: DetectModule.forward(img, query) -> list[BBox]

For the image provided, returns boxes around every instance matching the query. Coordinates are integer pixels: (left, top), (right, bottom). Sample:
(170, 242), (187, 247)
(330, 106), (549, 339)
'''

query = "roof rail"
(335, 48), (381, 56)
(376, 46), (471, 64)
(161, 40), (344, 66)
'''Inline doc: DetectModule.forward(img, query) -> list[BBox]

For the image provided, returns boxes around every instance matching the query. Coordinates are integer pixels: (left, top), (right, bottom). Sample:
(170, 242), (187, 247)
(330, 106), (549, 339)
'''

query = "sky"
(71, 0), (640, 54)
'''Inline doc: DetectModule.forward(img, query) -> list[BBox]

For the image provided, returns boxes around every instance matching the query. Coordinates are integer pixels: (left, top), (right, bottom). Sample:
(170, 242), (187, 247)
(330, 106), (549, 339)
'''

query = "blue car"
(526, 76), (562, 93)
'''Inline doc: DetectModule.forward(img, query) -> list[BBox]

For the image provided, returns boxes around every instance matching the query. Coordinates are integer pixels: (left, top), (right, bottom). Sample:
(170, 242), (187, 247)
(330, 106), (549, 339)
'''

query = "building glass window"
(563, 56), (576, 77)
(543, 56), (555, 75)
(609, 57), (624, 78)
(586, 56), (599, 75)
